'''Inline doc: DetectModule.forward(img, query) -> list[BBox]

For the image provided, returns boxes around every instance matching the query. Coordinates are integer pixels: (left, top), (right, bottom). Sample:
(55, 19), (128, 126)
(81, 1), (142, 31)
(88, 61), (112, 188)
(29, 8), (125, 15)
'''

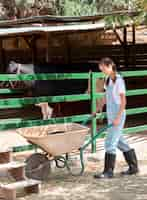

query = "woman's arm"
(113, 93), (126, 126)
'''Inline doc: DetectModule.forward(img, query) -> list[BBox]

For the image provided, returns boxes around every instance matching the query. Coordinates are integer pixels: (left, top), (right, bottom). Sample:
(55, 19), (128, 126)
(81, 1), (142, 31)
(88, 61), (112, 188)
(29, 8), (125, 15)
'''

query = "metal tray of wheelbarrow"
(17, 123), (89, 157)
(16, 123), (89, 180)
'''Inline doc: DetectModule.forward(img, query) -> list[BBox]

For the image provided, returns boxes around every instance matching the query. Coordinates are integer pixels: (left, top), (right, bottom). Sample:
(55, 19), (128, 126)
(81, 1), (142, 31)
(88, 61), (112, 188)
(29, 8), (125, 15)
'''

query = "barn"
(0, 11), (146, 128)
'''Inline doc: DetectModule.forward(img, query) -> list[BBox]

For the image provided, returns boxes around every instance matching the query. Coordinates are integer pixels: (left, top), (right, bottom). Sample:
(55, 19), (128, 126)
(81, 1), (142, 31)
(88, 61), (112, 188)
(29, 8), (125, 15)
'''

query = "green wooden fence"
(0, 70), (147, 153)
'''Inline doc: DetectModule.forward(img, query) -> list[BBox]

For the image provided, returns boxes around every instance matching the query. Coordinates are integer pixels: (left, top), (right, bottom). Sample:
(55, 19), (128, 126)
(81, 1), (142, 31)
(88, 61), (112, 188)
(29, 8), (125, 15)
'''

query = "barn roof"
(0, 21), (134, 37)
(0, 10), (138, 27)
(0, 10), (138, 37)
(0, 21), (107, 37)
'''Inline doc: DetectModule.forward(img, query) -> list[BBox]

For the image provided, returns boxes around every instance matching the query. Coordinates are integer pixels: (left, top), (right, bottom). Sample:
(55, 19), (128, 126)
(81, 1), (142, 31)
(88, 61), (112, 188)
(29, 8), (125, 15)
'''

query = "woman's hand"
(113, 116), (121, 126)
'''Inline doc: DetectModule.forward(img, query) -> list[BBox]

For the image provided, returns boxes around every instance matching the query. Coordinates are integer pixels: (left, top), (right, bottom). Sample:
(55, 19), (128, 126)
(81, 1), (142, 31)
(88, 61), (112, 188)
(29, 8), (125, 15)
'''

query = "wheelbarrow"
(17, 120), (112, 180)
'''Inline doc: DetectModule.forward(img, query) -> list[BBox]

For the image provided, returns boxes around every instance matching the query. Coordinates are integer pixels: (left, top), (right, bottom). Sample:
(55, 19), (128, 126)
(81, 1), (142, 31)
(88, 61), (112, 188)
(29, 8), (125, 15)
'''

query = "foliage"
(56, 0), (97, 16)
(0, 0), (147, 28)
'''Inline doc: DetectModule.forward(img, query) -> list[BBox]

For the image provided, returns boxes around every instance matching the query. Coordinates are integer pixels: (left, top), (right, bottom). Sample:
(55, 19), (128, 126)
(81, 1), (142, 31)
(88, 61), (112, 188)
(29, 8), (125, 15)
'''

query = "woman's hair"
(99, 57), (117, 72)
(99, 57), (117, 85)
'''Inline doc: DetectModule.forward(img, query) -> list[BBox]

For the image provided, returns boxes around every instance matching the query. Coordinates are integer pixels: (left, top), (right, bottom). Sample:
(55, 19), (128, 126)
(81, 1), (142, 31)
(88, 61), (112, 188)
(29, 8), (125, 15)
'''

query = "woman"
(94, 57), (139, 179)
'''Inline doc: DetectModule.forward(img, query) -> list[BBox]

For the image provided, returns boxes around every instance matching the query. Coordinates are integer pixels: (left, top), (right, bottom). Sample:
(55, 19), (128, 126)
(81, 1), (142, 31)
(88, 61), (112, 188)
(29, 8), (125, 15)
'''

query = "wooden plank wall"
(1, 43), (147, 68)
(70, 44), (147, 68)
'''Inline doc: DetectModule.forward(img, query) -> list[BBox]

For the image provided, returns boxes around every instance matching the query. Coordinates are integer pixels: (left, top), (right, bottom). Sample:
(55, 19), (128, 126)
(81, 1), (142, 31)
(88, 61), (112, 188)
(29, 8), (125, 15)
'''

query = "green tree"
(56, 0), (97, 16)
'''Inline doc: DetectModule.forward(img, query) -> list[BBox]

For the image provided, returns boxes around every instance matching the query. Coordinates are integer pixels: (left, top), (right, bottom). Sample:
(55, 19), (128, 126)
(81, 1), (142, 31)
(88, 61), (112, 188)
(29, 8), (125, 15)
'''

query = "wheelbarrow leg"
(65, 153), (69, 161)
(65, 149), (85, 176)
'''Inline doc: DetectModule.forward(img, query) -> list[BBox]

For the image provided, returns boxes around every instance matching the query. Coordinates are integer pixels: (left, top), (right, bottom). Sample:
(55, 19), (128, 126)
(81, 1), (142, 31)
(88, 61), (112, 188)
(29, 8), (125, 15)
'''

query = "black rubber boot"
(94, 152), (116, 179)
(121, 149), (139, 175)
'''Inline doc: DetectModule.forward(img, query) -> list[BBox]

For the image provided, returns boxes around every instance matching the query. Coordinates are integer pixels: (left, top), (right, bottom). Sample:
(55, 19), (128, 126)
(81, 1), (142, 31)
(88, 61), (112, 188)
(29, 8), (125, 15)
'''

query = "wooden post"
(9, 166), (25, 181)
(0, 151), (12, 164)
(32, 36), (37, 65)
(132, 24), (136, 45)
(23, 36), (38, 65)
(123, 27), (128, 67)
(65, 34), (71, 64)
(24, 184), (39, 194)
(113, 29), (123, 45)
(90, 72), (97, 153)
(46, 33), (50, 63)
(0, 39), (5, 73)
(132, 24), (136, 67)
(1, 188), (16, 200)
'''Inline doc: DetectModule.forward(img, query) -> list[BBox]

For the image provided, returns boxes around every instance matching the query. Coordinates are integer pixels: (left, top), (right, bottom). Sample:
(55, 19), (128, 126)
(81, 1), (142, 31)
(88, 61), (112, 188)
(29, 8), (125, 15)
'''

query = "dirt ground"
(1, 118), (147, 200)
(14, 158), (147, 200)
(12, 134), (147, 200)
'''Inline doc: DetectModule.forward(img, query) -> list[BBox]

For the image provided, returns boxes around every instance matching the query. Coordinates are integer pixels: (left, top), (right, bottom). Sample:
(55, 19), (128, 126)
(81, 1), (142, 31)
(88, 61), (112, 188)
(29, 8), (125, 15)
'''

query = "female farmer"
(94, 57), (139, 179)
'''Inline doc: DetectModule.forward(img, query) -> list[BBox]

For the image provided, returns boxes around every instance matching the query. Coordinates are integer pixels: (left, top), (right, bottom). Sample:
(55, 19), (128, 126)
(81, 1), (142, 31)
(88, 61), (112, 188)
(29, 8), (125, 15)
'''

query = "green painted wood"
(0, 70), (147, 82)
(0, 73), (89, 81)
(0, 94), (90, 108)
(95, 89), (147, 99)
(96, 107), (147, 120)
(126, 89), (147, 96)
(13, 144), (36, 152)
(0, 89), (26, 94)
(124, 125), (147, 134)
(98, 124), (147, 138)
(121, 71), (147, 77)
(126, 107), (147, 115)
(91, 72), (97, 153)
(94, 70), (147, 78)
(0, 114), (91, 130)
(2, 69), (147, 83)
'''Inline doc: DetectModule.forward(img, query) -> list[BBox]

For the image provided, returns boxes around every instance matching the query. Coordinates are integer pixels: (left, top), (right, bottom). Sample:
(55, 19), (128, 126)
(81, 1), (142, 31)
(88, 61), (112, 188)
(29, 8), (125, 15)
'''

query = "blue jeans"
(105, 113), (131, 154)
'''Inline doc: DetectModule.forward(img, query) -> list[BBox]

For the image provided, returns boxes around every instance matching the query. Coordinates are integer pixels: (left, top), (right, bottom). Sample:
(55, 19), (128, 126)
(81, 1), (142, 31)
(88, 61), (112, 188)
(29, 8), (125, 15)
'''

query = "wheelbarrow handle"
(77, 123), (113, 176)
(81, 115), (93, 126)
(81, 111), (106, 126)
(81, 112), (99, 126)
(81, 123), (113, 151)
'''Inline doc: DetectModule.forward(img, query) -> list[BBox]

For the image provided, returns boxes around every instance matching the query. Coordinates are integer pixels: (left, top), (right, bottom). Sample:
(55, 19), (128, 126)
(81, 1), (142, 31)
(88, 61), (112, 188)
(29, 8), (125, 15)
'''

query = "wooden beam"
(65, 35), (71, 64)
(132, 24), (136, 67)
(113, 29), (123, 45)
(0, 39), (5, 73)
(132, 24), (136, 45)
(46, 33), (50, 63)
(31, 36), (37, 65)
(0, 40), (3, 72)
(123, 27), (128, 67)
(123, 27), (127, 44)
(22, 36), (33, 49)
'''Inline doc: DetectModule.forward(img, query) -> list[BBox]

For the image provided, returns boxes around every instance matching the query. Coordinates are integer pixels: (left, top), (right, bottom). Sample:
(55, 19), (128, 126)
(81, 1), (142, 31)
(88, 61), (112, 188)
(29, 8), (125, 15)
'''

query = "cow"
(5, 61), (105, 120)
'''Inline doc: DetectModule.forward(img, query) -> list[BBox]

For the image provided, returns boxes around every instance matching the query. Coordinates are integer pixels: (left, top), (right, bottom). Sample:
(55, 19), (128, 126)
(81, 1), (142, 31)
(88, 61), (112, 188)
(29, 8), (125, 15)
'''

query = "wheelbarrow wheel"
(25, 153), (51, 181)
